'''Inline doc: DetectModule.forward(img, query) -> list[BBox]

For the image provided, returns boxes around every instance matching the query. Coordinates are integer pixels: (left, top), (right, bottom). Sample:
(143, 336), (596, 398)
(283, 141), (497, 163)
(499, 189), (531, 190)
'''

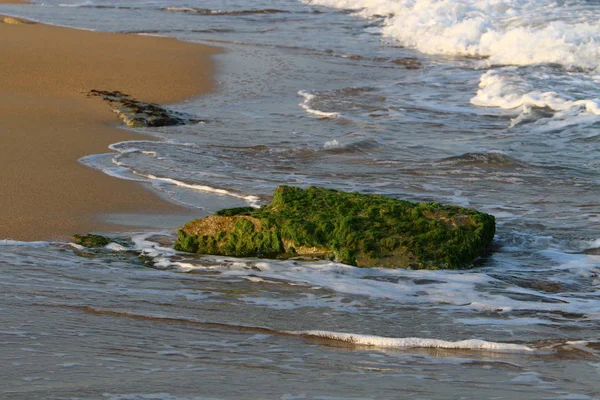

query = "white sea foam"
(105, 242), (128, 252)
(298, 90), (342, 118)
(472, 69), (600, 115)
(81, 142), (262, 209)
(145, 240), (600, 321)
(582, 238), (600, 250)
(162, 7), (199, 13)
(79, 153), (147, 182)
(143, 175), (261, 208)
(323, 139), (341, 149)
(0, 239), (50, 247)
(287, 330), (534, 353)
(304, 0), (600, 72)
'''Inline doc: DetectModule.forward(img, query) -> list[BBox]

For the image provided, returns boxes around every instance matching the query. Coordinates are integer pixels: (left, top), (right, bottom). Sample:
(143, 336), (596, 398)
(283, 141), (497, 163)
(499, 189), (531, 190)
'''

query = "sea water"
(0, 0), (599, 398)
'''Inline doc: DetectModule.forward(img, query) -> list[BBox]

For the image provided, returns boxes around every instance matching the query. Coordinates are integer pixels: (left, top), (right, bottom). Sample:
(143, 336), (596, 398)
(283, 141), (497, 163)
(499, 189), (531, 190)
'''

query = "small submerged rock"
(71, 233), (154, 266)
(89, 90), (206, 128)
(72, 233), (133, 249)
(72, 234), (112, 248)
(175, 186), (496, 270)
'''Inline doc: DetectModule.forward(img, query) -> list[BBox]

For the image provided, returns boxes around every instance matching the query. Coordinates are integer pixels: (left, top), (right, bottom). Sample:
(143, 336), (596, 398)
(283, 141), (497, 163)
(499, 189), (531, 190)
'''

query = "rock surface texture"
(175, 186), (496, 269)
(89, 90), (205, 128)
(72, 233), (113, 248)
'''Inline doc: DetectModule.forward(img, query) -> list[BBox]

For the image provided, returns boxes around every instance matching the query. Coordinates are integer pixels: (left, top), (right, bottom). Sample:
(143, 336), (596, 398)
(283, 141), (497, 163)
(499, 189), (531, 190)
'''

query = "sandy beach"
(0, 13), (218, 241)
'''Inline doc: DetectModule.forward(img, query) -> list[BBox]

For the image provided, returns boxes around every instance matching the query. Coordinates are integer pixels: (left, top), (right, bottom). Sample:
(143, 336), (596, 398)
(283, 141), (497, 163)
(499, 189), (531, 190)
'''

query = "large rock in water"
(175, 186), (495, 269)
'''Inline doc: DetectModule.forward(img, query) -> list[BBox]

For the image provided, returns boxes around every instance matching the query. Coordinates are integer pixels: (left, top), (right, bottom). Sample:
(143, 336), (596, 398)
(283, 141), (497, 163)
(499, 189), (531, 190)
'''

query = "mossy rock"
(72, 234), (112, 248)
(175, 186), (496, 269)
(72, 233), (133, 249)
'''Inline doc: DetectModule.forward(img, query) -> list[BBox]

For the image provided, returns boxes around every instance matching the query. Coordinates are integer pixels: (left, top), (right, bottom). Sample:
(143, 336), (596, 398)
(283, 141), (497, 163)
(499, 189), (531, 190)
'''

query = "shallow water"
(1, 0), (599, 398)
(2, 237), (600, 399)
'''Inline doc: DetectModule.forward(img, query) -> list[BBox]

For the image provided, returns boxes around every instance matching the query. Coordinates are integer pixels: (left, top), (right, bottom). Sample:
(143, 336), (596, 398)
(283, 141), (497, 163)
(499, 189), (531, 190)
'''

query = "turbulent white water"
(305, 0), (600, 124)
(472, 68), (600, 114)
(304, 0), (600, 70)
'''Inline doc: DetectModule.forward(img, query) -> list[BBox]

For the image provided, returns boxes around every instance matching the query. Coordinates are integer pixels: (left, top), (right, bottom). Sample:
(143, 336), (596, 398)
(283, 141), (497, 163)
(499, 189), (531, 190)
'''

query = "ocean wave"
(39, 303), (600, 358)
(162, 7), (290, 16)
(336, 53), (422, 69)
(472, 69), (600, 115)
(304, 0), (600, 72)
(289, 330), (535, 352)
(59, 3), (139, 10)
(0, 239), (50, 247)
(298, 87), (393, 120)
(142, 175), (262, 208)
(56, 304), (536, 354)
(322, 138), (380, 154)
(439, 151), (527, 167)
(142, 241), (600, 321)
(298, 90), (342, 118)
(80, 141), (263, 209)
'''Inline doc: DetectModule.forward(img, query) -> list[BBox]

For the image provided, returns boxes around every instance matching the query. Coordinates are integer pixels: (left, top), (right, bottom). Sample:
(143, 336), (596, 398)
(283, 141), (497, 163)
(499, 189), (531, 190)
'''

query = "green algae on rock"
(175, 186), (496, 269)
(89, 90), (206, 128)
(72, 234), (112, 248)
(72, 233), (133, 249)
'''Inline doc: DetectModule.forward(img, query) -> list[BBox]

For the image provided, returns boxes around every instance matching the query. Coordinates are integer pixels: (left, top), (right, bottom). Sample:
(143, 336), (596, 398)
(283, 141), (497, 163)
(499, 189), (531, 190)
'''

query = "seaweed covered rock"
(89, 90), (205, 128)
(72, 234), (112, 248)
(72, 233), (133, 249)
(175, 186), (495, 269)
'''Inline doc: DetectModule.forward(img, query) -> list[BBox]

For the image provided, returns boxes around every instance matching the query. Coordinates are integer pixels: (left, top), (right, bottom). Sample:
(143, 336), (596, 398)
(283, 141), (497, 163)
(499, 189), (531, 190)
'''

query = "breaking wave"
(303, 0), (600, 72)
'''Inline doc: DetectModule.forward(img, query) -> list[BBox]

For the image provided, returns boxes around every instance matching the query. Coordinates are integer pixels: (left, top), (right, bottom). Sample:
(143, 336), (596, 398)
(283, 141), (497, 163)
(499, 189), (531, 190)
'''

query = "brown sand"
(0, 17), (219, 241)
(0, 0), (31, 4)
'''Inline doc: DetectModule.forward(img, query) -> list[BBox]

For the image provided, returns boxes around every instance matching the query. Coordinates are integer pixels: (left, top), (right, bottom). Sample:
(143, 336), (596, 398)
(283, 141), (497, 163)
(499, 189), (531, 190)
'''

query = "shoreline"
(0, 14), (219, 241)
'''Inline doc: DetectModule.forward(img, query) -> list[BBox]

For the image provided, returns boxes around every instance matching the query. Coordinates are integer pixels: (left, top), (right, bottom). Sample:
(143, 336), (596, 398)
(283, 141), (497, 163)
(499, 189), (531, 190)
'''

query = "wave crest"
(290, 330), (535, 353)
(439, 151), (526, 167)
(305, 0), (600, 72)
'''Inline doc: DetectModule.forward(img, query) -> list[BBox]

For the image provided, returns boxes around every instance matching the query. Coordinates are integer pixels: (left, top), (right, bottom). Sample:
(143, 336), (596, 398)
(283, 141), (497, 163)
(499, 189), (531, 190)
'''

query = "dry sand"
(0, 15), (219, 240)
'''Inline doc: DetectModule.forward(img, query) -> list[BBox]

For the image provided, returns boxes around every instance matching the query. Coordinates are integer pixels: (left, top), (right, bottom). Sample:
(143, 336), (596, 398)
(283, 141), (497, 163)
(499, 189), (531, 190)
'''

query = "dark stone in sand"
(175, 186), (496, 270)
(89, 90), (206, 128)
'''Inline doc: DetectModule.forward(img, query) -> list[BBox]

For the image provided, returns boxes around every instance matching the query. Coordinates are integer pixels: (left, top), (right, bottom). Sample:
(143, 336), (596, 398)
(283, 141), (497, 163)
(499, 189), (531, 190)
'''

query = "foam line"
(144, 174), (261, 208)
(290, 330), (535, 352)
(298, 90), (342, 118)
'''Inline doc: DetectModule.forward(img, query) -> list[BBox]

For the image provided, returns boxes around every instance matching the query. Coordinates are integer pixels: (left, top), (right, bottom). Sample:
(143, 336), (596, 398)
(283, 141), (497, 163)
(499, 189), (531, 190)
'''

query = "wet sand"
(0, 15), (219, 240)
